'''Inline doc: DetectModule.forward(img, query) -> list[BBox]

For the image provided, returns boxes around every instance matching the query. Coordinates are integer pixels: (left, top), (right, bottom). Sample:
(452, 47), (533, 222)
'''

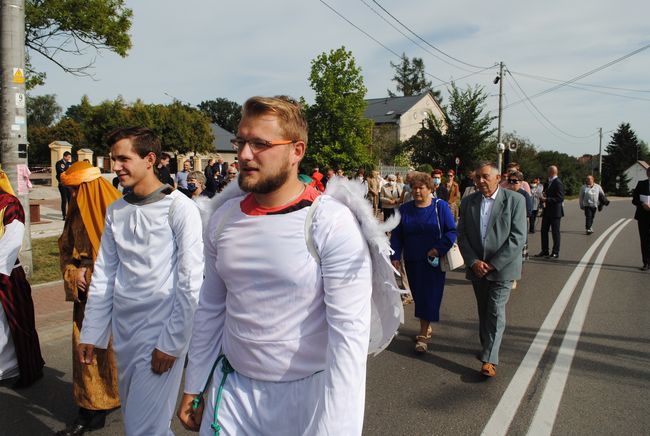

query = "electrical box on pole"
(1, 0), (32, 276)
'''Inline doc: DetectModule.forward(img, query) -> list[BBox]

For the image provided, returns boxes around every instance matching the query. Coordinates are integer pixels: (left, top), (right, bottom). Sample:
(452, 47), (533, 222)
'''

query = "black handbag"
(598, 191), (609, 211)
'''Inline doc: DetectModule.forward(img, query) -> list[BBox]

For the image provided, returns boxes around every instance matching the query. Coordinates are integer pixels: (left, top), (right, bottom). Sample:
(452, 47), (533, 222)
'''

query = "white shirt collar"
(483, 186), (500, 200)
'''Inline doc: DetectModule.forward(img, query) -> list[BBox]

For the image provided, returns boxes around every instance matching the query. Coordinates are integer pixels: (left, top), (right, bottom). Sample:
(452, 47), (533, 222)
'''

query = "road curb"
(32, 279), (64, 290)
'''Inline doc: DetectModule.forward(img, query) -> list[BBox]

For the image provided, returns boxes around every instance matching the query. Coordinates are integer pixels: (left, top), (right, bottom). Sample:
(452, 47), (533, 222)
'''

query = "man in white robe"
(79, 127), (204, 435)
(177, 96), (373, 435)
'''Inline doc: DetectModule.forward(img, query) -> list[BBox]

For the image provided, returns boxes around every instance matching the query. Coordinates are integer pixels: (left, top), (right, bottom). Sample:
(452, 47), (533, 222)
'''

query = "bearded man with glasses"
(178, 96), (372, 435)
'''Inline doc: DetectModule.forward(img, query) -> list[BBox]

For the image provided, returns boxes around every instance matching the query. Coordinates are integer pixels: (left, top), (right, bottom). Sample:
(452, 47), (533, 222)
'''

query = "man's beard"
(238, 160), (292, 194)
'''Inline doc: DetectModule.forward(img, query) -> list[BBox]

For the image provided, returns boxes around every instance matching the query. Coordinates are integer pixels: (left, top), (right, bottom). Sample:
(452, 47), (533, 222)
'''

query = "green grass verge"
(31, 236), (62, 285)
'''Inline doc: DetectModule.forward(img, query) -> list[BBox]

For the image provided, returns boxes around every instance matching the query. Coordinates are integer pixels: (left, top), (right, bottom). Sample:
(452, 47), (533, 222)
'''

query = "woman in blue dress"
(390, 172), (457, 353)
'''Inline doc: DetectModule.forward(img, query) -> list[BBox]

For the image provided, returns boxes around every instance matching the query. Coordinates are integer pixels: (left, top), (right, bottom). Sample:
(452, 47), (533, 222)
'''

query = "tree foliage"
(406, 82), (495, 173)
(388, 53), (439, 101)
(27, 94), (61, 126)
(602, 123), (648, 194)
(536, 150), (590, 196)
(64, 96), (214, 155)
(25, 0), (133, 88)
(28, 118), (85, 164)
(305, 47), (373, 171)
(500, 131), (545, 179)
(197, 98), (242, 133)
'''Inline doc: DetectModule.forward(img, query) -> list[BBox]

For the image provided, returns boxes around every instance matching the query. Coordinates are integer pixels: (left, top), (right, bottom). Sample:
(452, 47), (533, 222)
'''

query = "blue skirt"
(405, 260), (446, 322)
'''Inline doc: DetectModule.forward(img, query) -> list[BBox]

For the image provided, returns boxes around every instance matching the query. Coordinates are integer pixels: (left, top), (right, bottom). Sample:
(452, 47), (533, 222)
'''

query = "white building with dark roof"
(364, 92), (446, 144)
(624, 160), (649, 192)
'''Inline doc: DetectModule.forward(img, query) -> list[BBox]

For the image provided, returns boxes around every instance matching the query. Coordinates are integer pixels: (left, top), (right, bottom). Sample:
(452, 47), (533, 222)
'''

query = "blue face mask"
(187, 183), (198, 192)
(432, 177), (441, 185)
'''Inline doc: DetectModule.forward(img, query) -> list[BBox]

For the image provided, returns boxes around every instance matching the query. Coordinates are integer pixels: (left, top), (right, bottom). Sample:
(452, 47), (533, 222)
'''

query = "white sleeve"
(80, 209), (118, 349)
(184, 213), (228, 394)
(309, 202), (372, 435)
(156, 198), (205, 357)
(0, 220), (24, 276)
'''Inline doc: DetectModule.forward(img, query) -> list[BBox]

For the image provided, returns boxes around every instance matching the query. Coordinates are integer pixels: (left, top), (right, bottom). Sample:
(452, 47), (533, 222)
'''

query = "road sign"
(12, 67), (24, 84)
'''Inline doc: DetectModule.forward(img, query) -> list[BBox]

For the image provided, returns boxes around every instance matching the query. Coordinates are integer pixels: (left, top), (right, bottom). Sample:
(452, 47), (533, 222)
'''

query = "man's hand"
(642, 203), (650, 212)
(78, 343), (95, 365)
(151, 348), (177, 374)
(471, 260), (495, 278)
(177, 393), (203, 432)
(76, 267), (88, 293)
(391, 260), (401, 270)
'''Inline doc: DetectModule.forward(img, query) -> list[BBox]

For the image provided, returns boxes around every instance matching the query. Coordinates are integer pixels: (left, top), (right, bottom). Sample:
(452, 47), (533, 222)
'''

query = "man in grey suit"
(457, 162), (527, 377)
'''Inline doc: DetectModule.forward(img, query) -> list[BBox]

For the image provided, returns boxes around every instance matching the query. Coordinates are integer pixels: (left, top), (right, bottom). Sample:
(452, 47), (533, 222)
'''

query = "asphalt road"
(1, 197), (648, 435)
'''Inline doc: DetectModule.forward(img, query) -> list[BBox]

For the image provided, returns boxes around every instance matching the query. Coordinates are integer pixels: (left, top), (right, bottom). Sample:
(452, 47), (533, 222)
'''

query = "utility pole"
(496, 61), (504, 173)
(598, 127), (603, 184)
(1, 0), (32, 275)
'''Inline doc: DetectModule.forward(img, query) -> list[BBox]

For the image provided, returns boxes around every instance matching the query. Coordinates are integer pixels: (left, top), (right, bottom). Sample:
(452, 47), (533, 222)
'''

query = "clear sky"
(29, 0), (650, 157)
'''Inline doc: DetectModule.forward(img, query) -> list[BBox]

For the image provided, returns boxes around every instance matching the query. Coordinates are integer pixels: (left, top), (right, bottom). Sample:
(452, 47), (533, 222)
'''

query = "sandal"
(414, 335), (428, 353)
(413, 325), (433, 342)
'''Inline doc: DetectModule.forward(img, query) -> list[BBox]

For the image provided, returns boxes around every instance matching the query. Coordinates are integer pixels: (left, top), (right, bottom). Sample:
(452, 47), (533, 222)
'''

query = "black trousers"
(529, 214), (537, 233)
(541, 216), (561, 255)
(584, 207), (596, 230)
(382, 208), (396, 221)
(638, 219), (650, 265)
(58, 184), (70, 219)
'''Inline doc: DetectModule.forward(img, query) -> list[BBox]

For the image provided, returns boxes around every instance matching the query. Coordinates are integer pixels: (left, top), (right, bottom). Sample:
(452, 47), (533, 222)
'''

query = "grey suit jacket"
(457, 188), (527, 281)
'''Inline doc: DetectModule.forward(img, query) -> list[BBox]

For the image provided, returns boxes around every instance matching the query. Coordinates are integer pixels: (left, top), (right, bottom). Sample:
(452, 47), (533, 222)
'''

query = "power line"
(504, 79), (588, 145)
(359, 0), (478, 73)
(506, 43), (650, 108)
(508, 70), (650, 93)
(507, 72), (650, 102)
(506, 69), (598, 140)
(319, 0), (446, 83)
(371, 0), (492, 70)
(430, 65), (497, 89)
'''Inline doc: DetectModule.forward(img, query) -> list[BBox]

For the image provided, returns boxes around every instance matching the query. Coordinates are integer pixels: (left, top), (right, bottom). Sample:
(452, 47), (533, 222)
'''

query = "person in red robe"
(0, 169), (44, 388)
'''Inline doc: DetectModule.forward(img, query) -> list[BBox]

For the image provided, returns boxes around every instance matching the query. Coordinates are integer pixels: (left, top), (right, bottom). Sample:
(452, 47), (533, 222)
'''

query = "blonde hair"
(242, 96), (308, 145)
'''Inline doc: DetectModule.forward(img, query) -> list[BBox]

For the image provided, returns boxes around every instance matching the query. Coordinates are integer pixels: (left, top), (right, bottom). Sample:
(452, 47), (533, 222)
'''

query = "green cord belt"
(192, 355), (234, 435)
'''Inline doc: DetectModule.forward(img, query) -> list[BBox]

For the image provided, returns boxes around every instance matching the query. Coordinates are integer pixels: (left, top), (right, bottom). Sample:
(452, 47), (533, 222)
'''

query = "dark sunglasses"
(508, 179), (521, 184)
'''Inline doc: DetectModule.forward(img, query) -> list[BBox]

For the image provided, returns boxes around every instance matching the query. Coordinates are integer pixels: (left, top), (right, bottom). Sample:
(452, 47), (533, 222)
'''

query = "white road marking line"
(526, 219), (631, 435)
(481, 218), (627, 436)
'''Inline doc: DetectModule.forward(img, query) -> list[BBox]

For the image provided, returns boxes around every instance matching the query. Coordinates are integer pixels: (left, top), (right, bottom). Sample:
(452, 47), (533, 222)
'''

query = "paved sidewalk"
(31, 281), (71, 343)
(29, 185), (65, 239)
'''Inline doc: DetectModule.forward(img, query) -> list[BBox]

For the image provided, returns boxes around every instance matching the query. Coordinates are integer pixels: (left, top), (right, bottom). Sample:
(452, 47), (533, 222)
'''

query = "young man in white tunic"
(78, 127), (204, 435)
(177, 96), (373, 435)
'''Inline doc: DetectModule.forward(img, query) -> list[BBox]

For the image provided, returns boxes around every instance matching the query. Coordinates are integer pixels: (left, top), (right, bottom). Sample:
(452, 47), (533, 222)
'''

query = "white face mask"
(531, 183), (538, 189)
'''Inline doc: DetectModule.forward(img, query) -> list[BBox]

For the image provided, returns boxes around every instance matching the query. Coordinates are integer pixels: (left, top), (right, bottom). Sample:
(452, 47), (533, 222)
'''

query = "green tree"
(198, 98), (242, 133)
(27, 118), (85, 164)
(25, 0), (133, 88)
(407, 83), (495, 173)
(388, 53), (440, 101)
(27, 94), (61, 126)
(602, 123), (648, 194)
(536, 151), (590, 196)
(500, 131), (544, 180)
(63, 96), (214, 155)
(150, 102), (214, 154)
(306, 47), (373, 171)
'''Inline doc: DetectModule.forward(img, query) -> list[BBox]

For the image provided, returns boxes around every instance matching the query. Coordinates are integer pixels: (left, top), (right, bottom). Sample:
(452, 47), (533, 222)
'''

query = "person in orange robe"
(56, 162), (122, 436)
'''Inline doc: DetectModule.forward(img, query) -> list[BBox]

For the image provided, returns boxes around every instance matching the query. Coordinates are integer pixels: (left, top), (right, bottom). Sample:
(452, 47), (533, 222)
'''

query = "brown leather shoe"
(481, 362), (496, 377)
